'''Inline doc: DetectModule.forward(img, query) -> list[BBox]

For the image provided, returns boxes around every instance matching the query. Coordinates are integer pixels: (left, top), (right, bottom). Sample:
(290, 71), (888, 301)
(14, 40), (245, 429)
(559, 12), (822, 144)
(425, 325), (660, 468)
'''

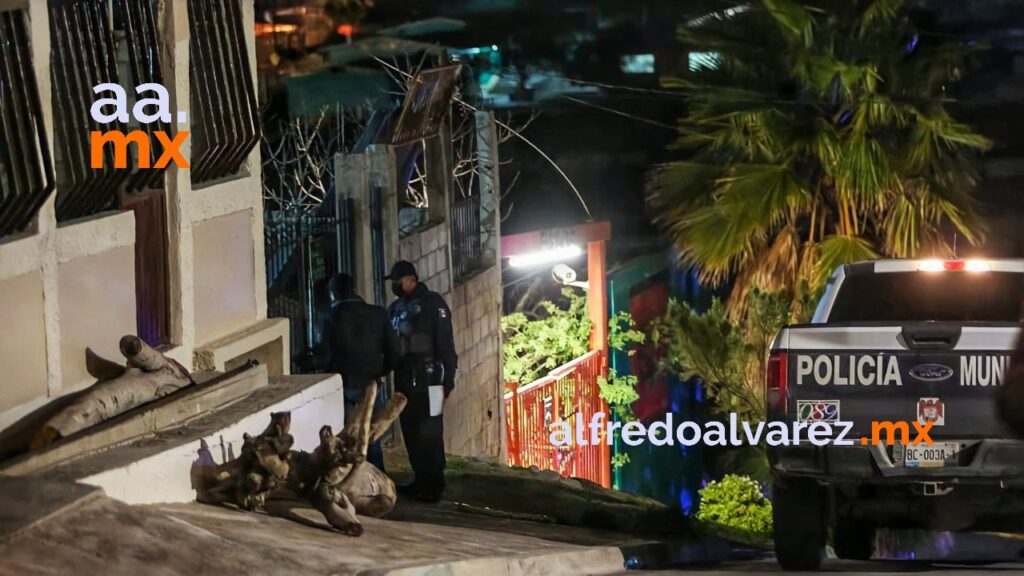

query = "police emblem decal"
(917, 397), (945, 426)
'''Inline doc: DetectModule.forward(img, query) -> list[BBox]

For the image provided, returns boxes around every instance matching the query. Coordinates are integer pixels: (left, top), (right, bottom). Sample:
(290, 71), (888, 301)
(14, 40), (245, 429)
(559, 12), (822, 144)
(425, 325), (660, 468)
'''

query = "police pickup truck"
(767, 259), (1024, 570)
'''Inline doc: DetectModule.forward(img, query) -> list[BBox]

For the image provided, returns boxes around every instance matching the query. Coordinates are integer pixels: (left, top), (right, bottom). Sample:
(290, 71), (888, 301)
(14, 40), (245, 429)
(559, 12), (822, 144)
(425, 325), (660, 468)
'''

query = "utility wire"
(558, 94), (680, 131)
(519, 69), (978, 106)
(374, 57), (592, 219)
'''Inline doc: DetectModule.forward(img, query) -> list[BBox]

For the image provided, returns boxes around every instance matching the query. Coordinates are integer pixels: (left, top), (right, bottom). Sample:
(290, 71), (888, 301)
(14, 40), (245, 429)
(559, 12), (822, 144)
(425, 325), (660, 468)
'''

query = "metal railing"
(116, 0), (169, 192)
(450, 194), (482, 281)
(0, 8), (55, 238)
(187, 0), (259, 185)
(504, 350), (612, 488)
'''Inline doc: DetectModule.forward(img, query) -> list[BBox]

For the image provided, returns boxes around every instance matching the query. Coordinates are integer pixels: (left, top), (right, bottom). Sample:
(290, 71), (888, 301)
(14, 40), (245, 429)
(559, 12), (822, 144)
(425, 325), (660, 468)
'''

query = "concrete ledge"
(2, 364), (269, 476)
(39, 373), (343, 505)
(187, 177), (257, 223)
(55, 210), (135, 264)
(194, 317), (290, 375)
(0, 231), (42, 281)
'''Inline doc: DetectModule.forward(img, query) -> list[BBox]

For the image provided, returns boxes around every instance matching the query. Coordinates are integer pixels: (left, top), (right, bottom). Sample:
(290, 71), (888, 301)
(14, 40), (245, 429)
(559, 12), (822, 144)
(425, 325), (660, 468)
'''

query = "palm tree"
(649, 0), (991, 314)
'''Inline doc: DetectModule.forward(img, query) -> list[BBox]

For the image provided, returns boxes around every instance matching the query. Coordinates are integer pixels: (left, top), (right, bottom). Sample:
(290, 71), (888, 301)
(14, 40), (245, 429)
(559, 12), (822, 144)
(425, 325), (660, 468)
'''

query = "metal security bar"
(49, 0), (167, 223)
(450, 193), (482, 281)
(370, 183), (387, 307)
(0, 9), (55, 238)
(115, 0), (169, 192)
(50, 0), (125, 220)
(187, 0), (259, 185)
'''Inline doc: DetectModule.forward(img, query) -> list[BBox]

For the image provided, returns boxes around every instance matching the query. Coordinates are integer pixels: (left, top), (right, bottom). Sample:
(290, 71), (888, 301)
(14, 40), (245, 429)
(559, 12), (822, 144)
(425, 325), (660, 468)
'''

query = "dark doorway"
(122, 190), (171, 347)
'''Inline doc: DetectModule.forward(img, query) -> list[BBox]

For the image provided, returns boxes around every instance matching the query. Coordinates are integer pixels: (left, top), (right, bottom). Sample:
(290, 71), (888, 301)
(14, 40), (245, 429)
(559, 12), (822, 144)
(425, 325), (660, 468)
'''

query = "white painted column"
(27, 0), (63, 398)
(161, 0), (195, 359)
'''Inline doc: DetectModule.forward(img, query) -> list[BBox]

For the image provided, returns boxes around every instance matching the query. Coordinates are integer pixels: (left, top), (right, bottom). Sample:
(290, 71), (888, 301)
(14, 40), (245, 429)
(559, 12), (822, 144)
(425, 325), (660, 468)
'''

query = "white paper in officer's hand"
(428, 385), (444, 417)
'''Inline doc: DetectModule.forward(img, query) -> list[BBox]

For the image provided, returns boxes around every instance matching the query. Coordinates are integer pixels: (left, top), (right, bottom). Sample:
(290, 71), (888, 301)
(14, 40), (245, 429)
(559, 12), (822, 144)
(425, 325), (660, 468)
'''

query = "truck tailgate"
(778, 323), (1021, 439)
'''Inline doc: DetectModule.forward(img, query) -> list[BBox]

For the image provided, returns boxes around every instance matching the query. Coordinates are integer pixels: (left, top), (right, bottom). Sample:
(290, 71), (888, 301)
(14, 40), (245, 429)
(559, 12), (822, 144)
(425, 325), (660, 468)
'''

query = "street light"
(507, 244), (582, 268)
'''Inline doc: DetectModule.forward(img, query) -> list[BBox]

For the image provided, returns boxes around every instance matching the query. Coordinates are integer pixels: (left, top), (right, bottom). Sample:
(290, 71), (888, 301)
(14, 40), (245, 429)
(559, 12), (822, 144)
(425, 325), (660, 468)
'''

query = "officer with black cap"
(385, 260), (458, 502)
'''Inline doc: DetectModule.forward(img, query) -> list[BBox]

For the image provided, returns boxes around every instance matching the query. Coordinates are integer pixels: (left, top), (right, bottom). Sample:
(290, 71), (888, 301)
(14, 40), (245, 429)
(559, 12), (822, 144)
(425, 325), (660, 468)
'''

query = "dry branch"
(193, 385), (406, 535)
(32, 336), (194, 449)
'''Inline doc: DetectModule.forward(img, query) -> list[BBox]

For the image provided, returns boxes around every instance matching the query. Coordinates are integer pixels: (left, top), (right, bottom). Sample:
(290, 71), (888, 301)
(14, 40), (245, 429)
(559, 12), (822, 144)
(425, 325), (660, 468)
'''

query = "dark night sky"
(360, 0), (1023, 261)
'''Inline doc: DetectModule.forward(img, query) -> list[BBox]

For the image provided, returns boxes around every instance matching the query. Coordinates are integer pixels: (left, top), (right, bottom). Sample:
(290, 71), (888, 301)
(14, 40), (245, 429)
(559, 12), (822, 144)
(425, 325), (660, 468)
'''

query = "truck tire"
(773, 478), (824, 571)
(833, 515), (874, 560)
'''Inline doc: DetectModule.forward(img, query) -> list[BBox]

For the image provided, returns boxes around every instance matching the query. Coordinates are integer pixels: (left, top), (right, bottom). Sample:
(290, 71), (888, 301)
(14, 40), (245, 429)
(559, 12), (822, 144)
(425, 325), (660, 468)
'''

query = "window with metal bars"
(0, 8), (55, 239)
(48, 0), (169, 223)
(187, 0), (259, 186)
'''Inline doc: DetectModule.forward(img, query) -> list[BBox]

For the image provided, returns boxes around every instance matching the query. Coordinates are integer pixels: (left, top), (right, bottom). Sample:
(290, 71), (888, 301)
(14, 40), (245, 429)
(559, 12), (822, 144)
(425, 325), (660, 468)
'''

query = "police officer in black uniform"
(386, 260), (457, 502)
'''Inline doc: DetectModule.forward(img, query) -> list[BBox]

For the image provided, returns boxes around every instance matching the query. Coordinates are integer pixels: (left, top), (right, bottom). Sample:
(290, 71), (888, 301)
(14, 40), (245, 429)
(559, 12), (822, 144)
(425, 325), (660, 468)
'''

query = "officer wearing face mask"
(385, 260), (457, 502)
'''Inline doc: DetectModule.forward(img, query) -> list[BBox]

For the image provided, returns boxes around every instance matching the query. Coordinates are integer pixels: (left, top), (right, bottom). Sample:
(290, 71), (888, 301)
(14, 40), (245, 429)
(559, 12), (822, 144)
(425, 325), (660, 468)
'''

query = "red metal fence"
(504, 350), (611, 488)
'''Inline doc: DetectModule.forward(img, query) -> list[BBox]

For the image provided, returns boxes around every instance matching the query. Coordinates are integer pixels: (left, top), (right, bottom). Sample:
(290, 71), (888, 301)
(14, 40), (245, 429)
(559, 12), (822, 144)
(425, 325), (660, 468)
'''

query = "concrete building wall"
(57, 245), (137, 389)
(193, 210), (258, 344)
(0, 272), (48, 414)
(0, 1), (285, 434)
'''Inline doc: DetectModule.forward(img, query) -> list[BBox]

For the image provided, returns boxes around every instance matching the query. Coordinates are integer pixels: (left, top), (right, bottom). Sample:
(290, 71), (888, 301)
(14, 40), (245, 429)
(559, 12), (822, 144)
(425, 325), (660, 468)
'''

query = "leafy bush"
(650, 289), (803, 423)
(597, 311), (646, 420)
(502, 288), (592, 385)
(696, 474), (772, 543)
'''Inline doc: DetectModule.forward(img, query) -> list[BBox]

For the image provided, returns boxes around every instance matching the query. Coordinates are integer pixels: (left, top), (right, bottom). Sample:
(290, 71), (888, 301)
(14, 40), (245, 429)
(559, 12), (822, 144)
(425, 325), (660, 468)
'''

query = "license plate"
(903, 442), (960, 468)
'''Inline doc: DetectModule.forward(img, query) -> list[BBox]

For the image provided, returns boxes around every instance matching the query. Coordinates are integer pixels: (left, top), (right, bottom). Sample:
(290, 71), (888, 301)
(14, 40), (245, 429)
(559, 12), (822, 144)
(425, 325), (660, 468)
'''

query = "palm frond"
(763, 0), (815, 48)
(857, 0), (905, 36)
(651, 0), (990, 305)
(813, 234), (878, 288)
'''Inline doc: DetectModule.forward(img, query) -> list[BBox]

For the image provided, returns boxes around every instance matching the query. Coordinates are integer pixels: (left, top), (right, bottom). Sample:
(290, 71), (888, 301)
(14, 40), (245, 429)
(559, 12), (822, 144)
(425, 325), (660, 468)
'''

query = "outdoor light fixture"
(508, 244), (582, 268)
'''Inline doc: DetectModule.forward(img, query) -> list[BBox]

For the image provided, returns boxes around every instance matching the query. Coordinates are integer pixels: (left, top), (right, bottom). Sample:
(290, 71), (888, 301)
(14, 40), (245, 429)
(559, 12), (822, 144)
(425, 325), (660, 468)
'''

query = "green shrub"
(696, 474), (772, 544)
(501, 288), (592, 385)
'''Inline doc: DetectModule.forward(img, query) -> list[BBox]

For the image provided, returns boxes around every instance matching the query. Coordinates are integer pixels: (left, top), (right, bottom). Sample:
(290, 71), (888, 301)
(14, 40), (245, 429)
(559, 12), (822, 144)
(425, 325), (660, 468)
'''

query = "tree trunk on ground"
(32, 336), (194, 450)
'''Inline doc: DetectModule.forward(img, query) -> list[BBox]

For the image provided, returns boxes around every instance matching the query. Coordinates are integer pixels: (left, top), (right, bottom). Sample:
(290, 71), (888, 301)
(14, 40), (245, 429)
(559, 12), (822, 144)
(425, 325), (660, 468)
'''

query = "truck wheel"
(773, 478), (824, 571)
(833, 515), (874, 560)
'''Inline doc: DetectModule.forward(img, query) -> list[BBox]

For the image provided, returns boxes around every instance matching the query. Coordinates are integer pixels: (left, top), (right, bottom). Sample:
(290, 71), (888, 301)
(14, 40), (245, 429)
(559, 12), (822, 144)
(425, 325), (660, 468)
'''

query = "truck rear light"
(918, 259), (990, 272)
(964, 259), (991, 272)
(766, 351), (788, 414)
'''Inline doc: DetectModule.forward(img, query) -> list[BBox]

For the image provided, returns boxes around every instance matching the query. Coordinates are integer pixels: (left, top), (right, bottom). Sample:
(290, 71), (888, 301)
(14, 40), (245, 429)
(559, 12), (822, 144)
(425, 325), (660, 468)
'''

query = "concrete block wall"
(399, 223), (451, 298)
(445, 266), (503, 458)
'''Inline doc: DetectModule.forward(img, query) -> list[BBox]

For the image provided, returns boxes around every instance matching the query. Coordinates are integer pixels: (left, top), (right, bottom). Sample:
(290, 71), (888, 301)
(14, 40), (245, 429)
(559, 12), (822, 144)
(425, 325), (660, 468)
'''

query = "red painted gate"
(504, 350), (611, 488)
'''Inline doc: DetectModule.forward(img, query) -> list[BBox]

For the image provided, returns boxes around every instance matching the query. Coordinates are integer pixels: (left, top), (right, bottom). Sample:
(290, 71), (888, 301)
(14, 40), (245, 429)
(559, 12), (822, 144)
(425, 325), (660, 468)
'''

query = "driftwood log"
(194, 382), (407, 535)
(32, 335), (193, 450)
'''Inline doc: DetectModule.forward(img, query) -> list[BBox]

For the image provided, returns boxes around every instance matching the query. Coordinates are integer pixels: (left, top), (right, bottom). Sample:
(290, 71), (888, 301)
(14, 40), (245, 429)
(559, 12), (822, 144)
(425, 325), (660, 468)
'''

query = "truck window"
(828, 271), (1024, 323)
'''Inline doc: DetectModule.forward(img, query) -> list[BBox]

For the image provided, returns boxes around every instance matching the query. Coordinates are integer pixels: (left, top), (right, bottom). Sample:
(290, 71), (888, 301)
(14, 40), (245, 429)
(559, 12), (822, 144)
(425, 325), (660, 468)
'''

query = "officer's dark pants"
(399, 390), (446, 496)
